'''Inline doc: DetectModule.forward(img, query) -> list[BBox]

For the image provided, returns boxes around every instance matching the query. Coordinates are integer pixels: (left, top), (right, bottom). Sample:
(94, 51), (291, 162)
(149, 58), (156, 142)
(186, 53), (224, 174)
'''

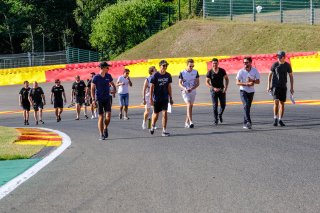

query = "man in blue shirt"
(91, 62), (116, 140)
(149, 60), (174, 136)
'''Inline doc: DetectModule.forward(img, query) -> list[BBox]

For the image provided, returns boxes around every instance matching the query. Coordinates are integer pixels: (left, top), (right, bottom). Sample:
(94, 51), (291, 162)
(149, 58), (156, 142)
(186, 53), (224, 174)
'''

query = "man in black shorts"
(91, 62), (116, 140)
(28, 81), (46, 125)
(71, 75), (88, 120)
(87, 72), (97, 119)
(267, 51), (294, 127)
(19, 81), (31, 125)
(149, 60), (174, 137)
(51, 79), (67, 122)
(205, 58), (229, 125)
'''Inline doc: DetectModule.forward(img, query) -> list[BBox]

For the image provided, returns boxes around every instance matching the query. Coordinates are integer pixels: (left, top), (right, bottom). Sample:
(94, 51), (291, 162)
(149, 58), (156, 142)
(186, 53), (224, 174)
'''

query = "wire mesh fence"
(203, 0), (320, 25)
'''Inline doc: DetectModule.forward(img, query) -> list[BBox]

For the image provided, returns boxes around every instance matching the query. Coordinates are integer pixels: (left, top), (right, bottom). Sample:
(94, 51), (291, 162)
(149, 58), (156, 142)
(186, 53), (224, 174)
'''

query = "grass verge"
(0, 126), (44, 160)
(115, 19), (320, 60)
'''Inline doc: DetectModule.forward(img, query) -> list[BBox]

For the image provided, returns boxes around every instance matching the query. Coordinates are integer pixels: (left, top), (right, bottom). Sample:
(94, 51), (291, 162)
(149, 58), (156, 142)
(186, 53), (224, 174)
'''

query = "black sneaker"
(273, 118), (278, 126)
(246, 122), (252, 129)
(24, 120), (26, 125)
(36, 121), (38, 125)
(103, 128), (108, 139)
(57, 118), (59, 122)
(26, 120), (29, 125)
(99, 134), (105, 140)
(219, 114), (223, 123)
(85, 115), (89, 119)
(162, 131), (170, 137)
(214, 119), (218, 125)
(189, 123), (194, 128)
(119, 113), (122, 119)
(40, 120), (45, 124)
(279, 120), (285, 127)
(150, 126), (155, 135)
(58, 115), (61, 122)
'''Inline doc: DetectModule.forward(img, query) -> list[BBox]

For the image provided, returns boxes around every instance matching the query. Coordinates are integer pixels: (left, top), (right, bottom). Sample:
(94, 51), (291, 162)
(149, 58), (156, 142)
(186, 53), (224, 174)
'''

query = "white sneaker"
(184, 122), (189, 128)
(124, 116), (129, 120)
(142, 121), (146, 130)
(91, 115), (95, 119)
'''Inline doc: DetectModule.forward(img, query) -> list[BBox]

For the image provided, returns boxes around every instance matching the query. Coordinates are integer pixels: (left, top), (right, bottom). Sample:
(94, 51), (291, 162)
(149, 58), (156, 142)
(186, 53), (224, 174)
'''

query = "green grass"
(0, 126), (43, 160)
(115, 19), (320, 60)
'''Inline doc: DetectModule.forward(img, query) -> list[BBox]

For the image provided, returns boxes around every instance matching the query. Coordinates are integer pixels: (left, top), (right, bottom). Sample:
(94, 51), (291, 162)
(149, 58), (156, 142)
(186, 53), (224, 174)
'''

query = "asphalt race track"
(0, 73), (320, 212)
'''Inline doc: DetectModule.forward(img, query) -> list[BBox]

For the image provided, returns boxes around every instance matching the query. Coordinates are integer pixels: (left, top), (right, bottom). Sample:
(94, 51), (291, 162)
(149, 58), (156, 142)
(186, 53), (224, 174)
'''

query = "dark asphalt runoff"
(0, 73), (320, 213)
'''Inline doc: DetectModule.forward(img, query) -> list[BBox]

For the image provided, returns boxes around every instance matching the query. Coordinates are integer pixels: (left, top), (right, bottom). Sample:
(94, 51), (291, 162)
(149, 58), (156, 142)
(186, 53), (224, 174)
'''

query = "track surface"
(0, 73), (320, 213)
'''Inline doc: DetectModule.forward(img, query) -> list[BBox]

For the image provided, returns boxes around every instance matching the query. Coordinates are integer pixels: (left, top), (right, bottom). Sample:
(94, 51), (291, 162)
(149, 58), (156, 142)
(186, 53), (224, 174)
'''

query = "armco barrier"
(0, 65), (65, 86)
(1, 52), (320, 86)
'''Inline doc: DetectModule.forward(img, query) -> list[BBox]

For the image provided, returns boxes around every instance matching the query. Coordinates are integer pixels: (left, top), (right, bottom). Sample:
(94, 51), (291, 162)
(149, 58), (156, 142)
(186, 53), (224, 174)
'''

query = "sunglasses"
(189, 65), (194, 68)
(162, 64), (168, 67)
(243, 61), (250, 64)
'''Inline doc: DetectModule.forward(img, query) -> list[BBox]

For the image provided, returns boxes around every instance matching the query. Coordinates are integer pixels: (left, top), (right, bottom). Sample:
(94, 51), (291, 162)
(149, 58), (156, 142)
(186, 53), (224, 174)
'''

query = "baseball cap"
(159, 60), (169, 66)
(277, 51), (286, 59)
(99, 61), (111, 68)
(90, 72), (96, 75)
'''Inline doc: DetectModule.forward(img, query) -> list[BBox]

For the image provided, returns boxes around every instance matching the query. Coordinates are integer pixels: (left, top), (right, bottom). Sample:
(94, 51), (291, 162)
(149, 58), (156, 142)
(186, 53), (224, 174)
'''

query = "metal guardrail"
(203, 0), (320, 25)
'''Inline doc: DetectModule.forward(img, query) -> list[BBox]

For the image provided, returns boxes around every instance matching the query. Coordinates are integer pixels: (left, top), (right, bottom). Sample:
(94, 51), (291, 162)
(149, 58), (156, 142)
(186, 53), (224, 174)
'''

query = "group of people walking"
(19, 51), (294, 139)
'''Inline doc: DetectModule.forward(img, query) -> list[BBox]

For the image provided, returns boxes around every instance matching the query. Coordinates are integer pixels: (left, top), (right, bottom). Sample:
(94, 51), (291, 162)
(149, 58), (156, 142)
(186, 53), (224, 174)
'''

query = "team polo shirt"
(150, 72), (172, 102)
(92, 73), (113, 102)
(51, 85), (65, 101)
(19, 87), (31, 102)
(236, 67), (260, 93)
(117, 75), (129, 94)
(29, 87), (44, 103)
(179, 69), (199, 89)
(72, 80), (86, 97)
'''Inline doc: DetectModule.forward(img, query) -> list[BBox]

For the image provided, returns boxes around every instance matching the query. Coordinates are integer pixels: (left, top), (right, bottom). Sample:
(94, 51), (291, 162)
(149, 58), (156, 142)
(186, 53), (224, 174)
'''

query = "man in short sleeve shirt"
(149, 60), (174, 137)
(71, 75), (88, 120)
(29, 81), (46, 125)
(51, 79), (67, 122)
(178, 58), (199, 128)
(206, 58), (229, 125)
(91, 62), (116, 140)
(236, 57), (260, 129)
(19, 81), (31, 125)
(267, 51), (294, 127)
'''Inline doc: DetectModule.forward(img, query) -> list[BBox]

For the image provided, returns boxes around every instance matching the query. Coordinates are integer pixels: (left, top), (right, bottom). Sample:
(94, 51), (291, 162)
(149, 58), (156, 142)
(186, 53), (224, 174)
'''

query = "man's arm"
(63, 91), (67, 103)
(41, 93), (46, 105)
(289, 72), (294, 94)
(191, 77), (200, 90)
(71, 89), (74, 102)
(178, 79), (186, 91)
(128, 77), (132, 87)
(168, 83), (173, 105)
(205, 77), (212, 89)
(223, 75), (229, 93)
(142, 79), (148, 104)
(50, 93), (54, 104)
(267, 72), (273, 91)
(149, 83), (154, 106)
(236, 79), (253, 86)
(19, 94), (22, 106)
(110, 82), (117, 94)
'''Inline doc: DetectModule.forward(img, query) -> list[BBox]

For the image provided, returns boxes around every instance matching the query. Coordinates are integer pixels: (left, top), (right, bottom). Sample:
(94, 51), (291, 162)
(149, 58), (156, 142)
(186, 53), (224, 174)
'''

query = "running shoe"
(150, 126), (155, 135)
(219, 114), (223, 123)
(162, 131), (170, 137)
(104, 128), (108, 138)
(184, 122), (189, 128)
(189, 122), (194, 128)
(273, 118), (278, 126)
(214, 119), (218, 125)
(279, 120), (285, 127)
(246, 122), (252, 129)
(119, 113), (122, 119)
(91, 115), (95, 119)
(40, 120), (44, 124)
(36, 121), (38, 125)
(75, 117), (80, 120)
(24, 120), (26, 125)
(124, 116), (130, 120)
(26, 120), (29, 125)
(85, 115), (89, 119)
(142, 121), (146, 130)
(99, 134), (105, 140)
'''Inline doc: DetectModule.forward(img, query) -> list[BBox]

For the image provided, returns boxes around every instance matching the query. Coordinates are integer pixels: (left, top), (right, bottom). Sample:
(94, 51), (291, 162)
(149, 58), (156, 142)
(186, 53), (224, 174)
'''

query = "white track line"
(0, 127), (71, 200)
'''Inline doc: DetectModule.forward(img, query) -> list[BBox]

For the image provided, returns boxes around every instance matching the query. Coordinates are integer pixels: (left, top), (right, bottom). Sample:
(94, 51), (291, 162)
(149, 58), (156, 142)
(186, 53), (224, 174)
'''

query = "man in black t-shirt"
(28, 81), (46, 125)
(19, 81), (31, 125)
(51, 79), (67, 122)
(267, 51), (294, 127)
(71, 75), (88, 120)
(149, 60), (174, 137)
(205, 58), (229, 125)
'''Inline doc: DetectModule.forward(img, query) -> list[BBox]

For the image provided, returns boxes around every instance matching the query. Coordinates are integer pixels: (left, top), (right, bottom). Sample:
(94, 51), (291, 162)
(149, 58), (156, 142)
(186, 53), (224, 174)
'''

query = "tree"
(90, 0), (165, 58)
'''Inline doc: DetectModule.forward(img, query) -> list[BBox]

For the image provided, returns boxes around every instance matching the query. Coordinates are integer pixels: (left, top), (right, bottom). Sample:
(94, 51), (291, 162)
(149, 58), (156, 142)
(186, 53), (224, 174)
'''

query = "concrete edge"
(0, 127), (71, 200)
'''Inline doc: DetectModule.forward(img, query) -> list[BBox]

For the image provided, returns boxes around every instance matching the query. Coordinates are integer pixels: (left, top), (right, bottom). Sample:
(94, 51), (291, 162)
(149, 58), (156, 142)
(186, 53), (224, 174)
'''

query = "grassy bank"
(0, 126), (43, 160)
(116, 19), (320, 60)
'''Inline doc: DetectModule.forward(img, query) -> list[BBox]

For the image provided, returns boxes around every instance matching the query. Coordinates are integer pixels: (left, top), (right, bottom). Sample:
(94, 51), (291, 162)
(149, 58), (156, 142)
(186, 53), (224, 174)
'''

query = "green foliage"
(90, 0), (166, 59)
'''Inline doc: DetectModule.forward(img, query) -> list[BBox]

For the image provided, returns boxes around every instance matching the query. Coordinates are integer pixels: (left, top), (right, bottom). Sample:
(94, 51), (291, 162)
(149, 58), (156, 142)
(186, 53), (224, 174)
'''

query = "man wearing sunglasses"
(267, 51), (294, 127)
(149, 60), (174, 136)
(51, 79), (67, 122)
(179, 58), (200, 128)
(236, 57), (260, 129)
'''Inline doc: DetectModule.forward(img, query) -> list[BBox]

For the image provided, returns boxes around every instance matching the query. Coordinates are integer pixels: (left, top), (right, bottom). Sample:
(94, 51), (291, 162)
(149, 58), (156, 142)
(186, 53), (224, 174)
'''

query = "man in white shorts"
(142, 66), (157, 129)
(178, 58), (200, 128)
